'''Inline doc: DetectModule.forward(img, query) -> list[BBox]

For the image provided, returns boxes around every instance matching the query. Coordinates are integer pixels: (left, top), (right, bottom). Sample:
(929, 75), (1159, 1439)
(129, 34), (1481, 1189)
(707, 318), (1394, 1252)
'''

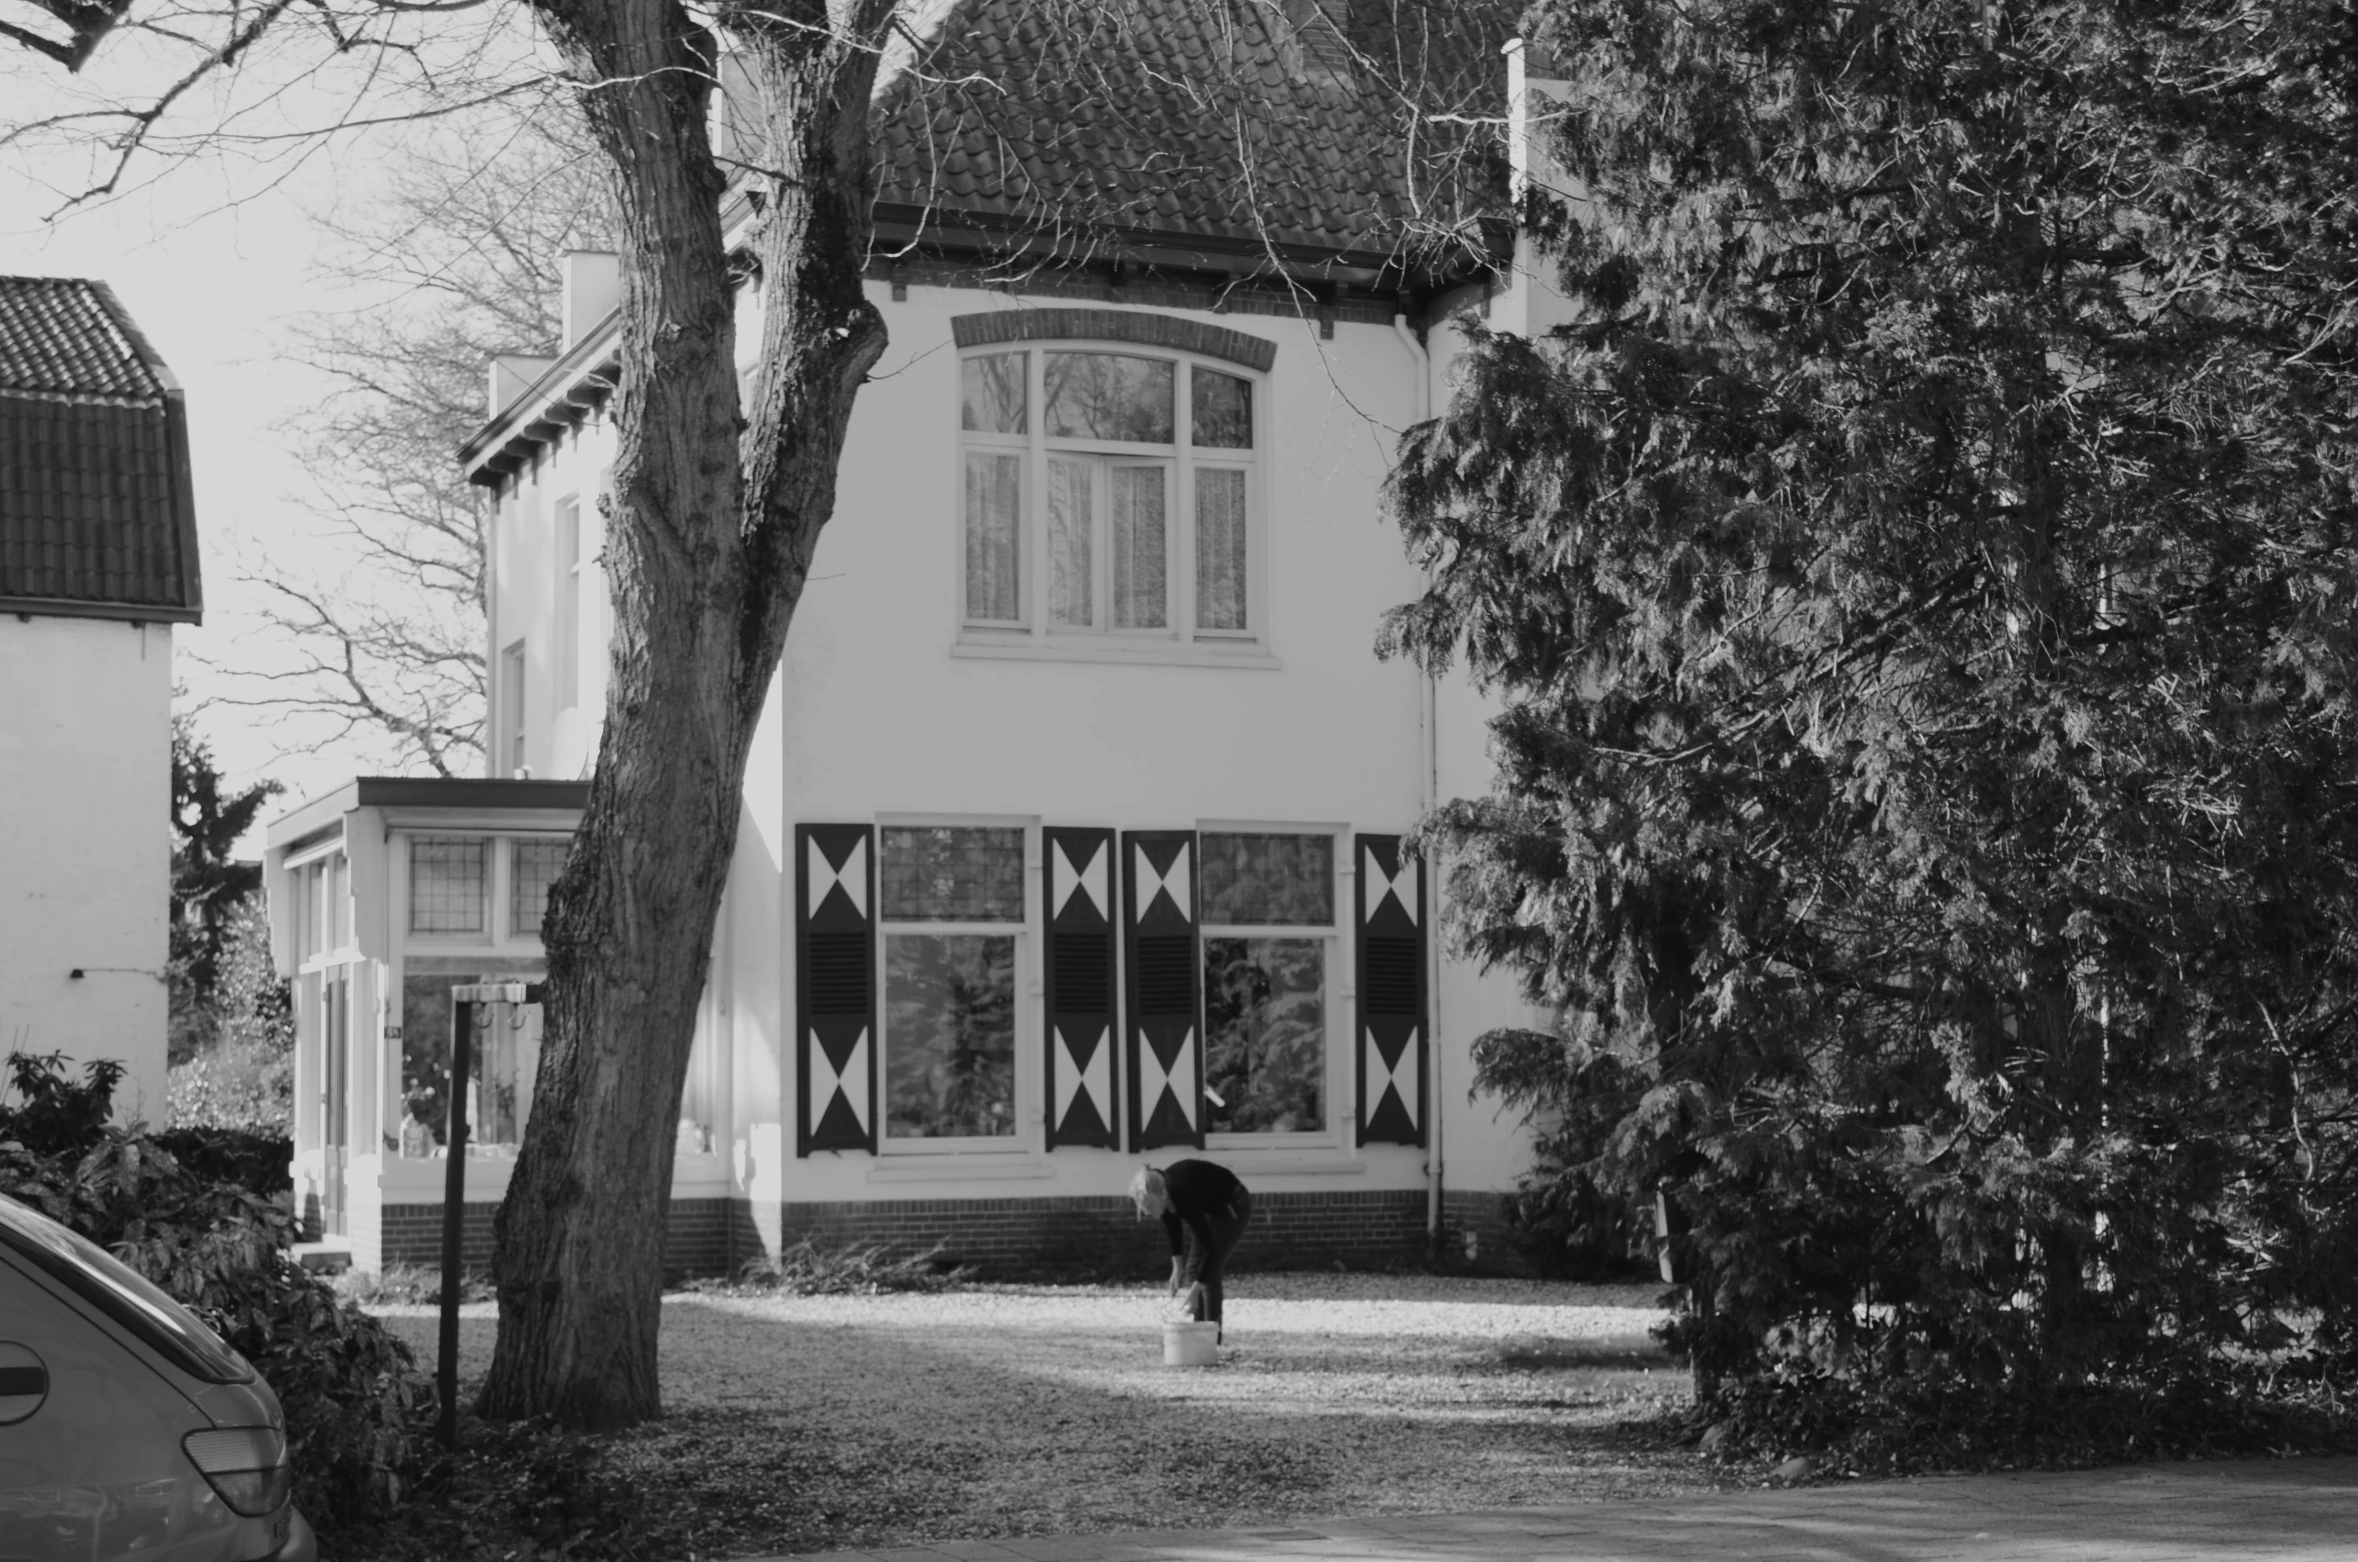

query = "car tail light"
(182, 1427), (292, 1516)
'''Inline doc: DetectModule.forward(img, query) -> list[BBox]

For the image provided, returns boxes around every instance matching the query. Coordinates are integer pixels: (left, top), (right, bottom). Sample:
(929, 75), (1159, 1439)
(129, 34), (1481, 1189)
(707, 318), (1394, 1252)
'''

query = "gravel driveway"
(375, 1273), (1708, 1555)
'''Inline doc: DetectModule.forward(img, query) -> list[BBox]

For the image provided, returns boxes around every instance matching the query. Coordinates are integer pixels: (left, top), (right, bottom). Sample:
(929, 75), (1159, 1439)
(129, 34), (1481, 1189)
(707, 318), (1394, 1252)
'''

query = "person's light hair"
(1128, 1166), (1167, 1218)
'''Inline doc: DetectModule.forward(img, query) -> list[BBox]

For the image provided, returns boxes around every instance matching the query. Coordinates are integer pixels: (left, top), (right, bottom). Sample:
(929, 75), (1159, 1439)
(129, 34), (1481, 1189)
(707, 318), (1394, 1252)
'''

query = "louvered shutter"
(1355, 834), (1426, 1146)
(1043, 827), (1119, 1149)
(796, 823), (875, 1155)
(1123, 830), (1202, 1151)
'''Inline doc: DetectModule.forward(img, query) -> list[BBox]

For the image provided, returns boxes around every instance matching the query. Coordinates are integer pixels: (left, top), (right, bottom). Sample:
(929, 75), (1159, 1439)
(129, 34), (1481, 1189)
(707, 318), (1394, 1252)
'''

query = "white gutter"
(1394, 311), (1444, 1251)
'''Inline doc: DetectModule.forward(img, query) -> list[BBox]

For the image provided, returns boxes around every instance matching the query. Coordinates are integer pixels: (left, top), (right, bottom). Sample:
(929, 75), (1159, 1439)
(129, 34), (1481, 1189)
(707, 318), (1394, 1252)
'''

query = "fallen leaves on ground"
(342, 1272), (1702, 1560)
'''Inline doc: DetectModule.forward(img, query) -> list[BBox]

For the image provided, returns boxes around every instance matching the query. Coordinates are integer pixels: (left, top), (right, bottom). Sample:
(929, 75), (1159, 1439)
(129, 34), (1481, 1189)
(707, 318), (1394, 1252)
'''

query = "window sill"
(1201, 1148), (1368, 1176)
(950, 637), (1281, 671)
(867, 1156), (1056, 1184)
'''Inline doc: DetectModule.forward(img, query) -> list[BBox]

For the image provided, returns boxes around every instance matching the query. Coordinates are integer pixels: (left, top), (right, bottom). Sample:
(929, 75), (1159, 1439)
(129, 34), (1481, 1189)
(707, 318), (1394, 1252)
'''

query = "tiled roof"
(0, 276), (202, 623)
(871, 0), (1516, 279)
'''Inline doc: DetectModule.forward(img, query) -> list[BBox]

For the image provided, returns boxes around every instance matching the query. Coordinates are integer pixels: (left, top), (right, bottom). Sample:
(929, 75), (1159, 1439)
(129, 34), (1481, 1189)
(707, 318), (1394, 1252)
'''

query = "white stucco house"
(265, 3), (1592, 1276)
(0, 276), (204, 1124)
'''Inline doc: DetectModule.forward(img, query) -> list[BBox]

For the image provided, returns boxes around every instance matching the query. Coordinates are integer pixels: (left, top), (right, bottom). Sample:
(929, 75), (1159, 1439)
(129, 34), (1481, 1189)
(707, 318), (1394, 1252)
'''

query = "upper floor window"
(961, 347), (1258, 641)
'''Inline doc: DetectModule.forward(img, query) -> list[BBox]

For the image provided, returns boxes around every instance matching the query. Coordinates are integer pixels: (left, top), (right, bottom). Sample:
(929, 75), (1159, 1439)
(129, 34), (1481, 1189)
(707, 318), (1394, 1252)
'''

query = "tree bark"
(478, 0), (895, 1430)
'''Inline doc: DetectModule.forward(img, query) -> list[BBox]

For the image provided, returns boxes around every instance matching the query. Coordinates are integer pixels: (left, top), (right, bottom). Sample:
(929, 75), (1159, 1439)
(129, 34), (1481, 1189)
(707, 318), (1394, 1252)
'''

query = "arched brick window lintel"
(950, 308), (1277, 374)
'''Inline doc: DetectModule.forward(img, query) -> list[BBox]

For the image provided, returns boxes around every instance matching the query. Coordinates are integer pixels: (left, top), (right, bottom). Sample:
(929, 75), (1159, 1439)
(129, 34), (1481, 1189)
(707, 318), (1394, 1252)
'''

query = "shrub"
(0, 1053), (433, 1519)
(151, 1125), (293, 1198)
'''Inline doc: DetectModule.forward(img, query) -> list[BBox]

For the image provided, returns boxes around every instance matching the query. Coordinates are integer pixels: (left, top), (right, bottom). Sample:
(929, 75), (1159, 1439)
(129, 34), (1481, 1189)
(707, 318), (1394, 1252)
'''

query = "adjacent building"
(0, 276), (204, 1122)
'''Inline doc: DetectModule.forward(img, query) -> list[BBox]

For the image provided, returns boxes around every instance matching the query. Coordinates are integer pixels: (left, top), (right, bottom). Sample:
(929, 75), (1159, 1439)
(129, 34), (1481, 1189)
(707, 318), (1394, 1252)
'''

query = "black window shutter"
(796, 823), (875, 1156)
(1043, 826), (1119, 1150)
(1122, 830), (1202, 1151)
(1355, 834), (1425, 1146)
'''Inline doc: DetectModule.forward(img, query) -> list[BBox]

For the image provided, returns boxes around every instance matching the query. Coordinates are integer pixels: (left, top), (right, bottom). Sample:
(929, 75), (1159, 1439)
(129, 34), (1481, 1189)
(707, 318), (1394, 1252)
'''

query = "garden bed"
(355, 1272), (1704, 1559)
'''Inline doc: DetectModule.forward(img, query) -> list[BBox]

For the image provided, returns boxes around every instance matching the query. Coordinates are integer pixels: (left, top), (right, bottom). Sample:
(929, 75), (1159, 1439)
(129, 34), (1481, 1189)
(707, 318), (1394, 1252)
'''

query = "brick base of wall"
(375, 1197), (737, 1277)
(774, 1188), (1434, 1279)
(1439, 1187), (1537, 1277)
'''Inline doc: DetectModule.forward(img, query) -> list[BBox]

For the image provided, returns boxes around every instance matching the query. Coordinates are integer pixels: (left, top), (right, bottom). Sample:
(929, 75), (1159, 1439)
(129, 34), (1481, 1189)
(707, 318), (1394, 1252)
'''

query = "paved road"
(756, 1456), (2358, 1561)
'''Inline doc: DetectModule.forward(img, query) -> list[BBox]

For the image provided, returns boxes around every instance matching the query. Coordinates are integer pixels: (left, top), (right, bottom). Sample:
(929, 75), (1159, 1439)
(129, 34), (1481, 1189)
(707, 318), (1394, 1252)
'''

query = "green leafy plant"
(1385, 0), (2358, 1464)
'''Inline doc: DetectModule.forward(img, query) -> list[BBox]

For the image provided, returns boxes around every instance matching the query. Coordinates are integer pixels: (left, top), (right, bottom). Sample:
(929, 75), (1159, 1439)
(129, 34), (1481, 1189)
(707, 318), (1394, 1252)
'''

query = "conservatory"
(262, 777), (737, 1275)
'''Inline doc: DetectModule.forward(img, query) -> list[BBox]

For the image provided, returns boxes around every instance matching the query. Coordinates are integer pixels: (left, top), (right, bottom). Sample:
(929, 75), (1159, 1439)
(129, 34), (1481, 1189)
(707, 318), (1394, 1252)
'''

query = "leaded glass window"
(881, 827), (1026, 922)
(511, 839), (570, 937)
(410, 838), (487, 934)
(1201, 832), (1333, 924)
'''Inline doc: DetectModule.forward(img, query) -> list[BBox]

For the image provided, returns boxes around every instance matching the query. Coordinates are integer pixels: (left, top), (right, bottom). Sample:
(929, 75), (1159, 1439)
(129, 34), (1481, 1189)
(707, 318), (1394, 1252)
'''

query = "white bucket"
(1162, 1319), (1218, 1367)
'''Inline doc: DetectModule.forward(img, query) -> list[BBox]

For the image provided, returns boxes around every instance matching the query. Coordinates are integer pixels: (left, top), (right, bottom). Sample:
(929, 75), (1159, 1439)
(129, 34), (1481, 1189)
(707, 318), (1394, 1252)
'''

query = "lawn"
(349, 1273), (1706, 1560)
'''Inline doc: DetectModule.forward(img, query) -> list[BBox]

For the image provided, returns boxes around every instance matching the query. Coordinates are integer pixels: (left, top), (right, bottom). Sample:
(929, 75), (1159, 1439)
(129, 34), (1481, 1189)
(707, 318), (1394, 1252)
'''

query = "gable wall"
(0, 615), (172, 1121)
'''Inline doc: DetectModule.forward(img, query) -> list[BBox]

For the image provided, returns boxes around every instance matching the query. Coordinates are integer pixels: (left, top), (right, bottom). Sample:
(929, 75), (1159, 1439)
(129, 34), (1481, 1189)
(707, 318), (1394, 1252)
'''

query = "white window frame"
(286, 840), (356, 975)
(955, 344), (1267, 654)
(501, 639), (528, 777)
(873, 815), (1037, 1156)
(555, 494), (582, 712)
(1197, 823), (1344, 1149)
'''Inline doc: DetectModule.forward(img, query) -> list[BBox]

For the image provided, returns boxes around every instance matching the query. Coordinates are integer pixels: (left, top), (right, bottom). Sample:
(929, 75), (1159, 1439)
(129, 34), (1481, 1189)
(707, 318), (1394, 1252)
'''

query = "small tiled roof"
(871, 0), (1516, 280)
(0, 276), (202, 623)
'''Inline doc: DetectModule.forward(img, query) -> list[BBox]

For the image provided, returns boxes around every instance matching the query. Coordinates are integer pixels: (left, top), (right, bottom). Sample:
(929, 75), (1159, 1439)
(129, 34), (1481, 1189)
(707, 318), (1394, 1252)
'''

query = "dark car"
(0, 1192), (315, 1561)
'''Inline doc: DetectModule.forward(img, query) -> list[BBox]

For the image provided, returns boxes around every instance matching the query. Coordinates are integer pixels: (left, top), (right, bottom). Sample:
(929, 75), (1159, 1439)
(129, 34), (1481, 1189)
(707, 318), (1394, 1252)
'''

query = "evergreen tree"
(168, 714), (283, 1063)
(1387, 0), (2358, 1449)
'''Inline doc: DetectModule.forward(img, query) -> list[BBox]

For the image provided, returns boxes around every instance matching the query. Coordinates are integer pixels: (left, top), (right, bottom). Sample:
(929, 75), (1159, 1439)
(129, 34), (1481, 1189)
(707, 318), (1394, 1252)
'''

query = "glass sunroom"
(263, 777), (730, 1274)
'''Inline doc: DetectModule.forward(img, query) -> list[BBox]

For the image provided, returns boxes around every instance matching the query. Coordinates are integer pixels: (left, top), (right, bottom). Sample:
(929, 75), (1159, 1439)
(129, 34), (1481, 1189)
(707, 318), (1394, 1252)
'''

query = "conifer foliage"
(1385, 0), (2358, 1455)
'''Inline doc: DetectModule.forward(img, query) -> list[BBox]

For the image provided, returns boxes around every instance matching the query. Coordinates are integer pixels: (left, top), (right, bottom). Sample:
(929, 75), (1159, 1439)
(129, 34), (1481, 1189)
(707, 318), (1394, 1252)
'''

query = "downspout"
(1393, 311), (1443, 1253)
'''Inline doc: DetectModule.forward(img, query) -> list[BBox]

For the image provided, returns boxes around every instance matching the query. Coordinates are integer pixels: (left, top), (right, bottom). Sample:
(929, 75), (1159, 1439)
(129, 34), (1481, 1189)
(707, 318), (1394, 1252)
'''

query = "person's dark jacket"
(1158, 1159), (1247, 1282)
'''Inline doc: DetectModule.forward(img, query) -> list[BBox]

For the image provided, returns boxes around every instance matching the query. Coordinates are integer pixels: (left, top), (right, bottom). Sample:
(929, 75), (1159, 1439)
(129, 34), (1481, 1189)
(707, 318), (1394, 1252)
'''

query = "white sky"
(4, 19), (548, 853)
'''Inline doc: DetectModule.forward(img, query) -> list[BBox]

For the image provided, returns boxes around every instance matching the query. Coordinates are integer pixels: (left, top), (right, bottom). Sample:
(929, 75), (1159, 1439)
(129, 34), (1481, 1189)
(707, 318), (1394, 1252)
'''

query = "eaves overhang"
(267, 775), (593, 850)
(867, 201), (1511, 296)
(458, 313), (622, 489)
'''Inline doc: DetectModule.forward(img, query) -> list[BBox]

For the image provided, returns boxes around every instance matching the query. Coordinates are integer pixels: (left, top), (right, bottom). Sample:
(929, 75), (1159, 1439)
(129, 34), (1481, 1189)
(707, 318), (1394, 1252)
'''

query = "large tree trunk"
(479, 0), (895, 1430)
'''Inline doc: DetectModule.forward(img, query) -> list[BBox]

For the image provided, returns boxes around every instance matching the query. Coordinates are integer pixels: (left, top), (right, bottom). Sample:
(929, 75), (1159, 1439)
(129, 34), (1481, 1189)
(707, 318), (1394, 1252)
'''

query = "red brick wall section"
(376, 1198), (737, 1278)
(773, 1189), (1432, 1279)
(1441, 1188), (1537, 1277)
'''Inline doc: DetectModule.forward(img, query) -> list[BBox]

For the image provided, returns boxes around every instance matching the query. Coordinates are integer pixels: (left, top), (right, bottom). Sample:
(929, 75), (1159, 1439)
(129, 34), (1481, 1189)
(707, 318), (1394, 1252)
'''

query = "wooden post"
(437, 996), (476, 1448)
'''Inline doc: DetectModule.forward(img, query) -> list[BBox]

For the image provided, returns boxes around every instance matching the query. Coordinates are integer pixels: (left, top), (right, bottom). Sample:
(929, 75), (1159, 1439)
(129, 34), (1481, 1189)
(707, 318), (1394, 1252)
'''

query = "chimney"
(488, 354), (557, 417)
(560, 251), (622, 350)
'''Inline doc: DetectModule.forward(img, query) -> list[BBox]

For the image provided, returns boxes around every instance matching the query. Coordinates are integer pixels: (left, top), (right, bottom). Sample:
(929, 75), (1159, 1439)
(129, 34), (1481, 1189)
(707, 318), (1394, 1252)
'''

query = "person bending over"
(1130, 1159), (1253, 1342)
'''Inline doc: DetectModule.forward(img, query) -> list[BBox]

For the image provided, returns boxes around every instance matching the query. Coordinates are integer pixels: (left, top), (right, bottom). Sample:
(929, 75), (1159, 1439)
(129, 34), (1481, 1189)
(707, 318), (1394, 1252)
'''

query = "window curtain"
(1048, 456), (1093, 625)
(1111, 465), (1167, 628)
(1195, 468), (1247, 630)
(964, 452), (1022, 620)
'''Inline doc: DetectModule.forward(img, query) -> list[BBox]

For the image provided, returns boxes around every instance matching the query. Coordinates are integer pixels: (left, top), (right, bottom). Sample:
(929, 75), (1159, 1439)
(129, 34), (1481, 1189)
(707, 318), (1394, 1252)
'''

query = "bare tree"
(4, 0), (1512, 1429)
(200, 112), (613, 776)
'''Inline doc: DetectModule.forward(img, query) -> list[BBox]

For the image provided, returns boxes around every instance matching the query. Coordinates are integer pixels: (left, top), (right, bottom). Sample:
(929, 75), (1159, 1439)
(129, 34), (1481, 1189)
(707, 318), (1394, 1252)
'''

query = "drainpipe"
(1393, 311), (1444, 1253)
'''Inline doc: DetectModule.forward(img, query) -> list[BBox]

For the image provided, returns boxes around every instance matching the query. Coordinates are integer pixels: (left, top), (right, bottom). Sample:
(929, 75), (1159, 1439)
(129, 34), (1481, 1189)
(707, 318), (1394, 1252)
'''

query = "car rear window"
(0, 1195), (252, 1384)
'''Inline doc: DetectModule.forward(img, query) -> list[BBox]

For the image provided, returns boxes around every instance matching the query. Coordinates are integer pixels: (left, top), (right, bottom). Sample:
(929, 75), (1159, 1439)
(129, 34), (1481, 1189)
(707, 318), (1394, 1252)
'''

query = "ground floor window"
(1203, 938), (1325, 1133)
(880, 825), (1026, 1145)
(1200, 831), (1335, 1137)
(884, 934), (1018, 1139)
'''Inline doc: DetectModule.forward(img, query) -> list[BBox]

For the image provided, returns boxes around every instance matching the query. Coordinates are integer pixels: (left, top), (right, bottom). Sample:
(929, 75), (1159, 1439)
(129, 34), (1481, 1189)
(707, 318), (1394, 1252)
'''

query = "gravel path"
(374, 1274), (1706, 1556)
